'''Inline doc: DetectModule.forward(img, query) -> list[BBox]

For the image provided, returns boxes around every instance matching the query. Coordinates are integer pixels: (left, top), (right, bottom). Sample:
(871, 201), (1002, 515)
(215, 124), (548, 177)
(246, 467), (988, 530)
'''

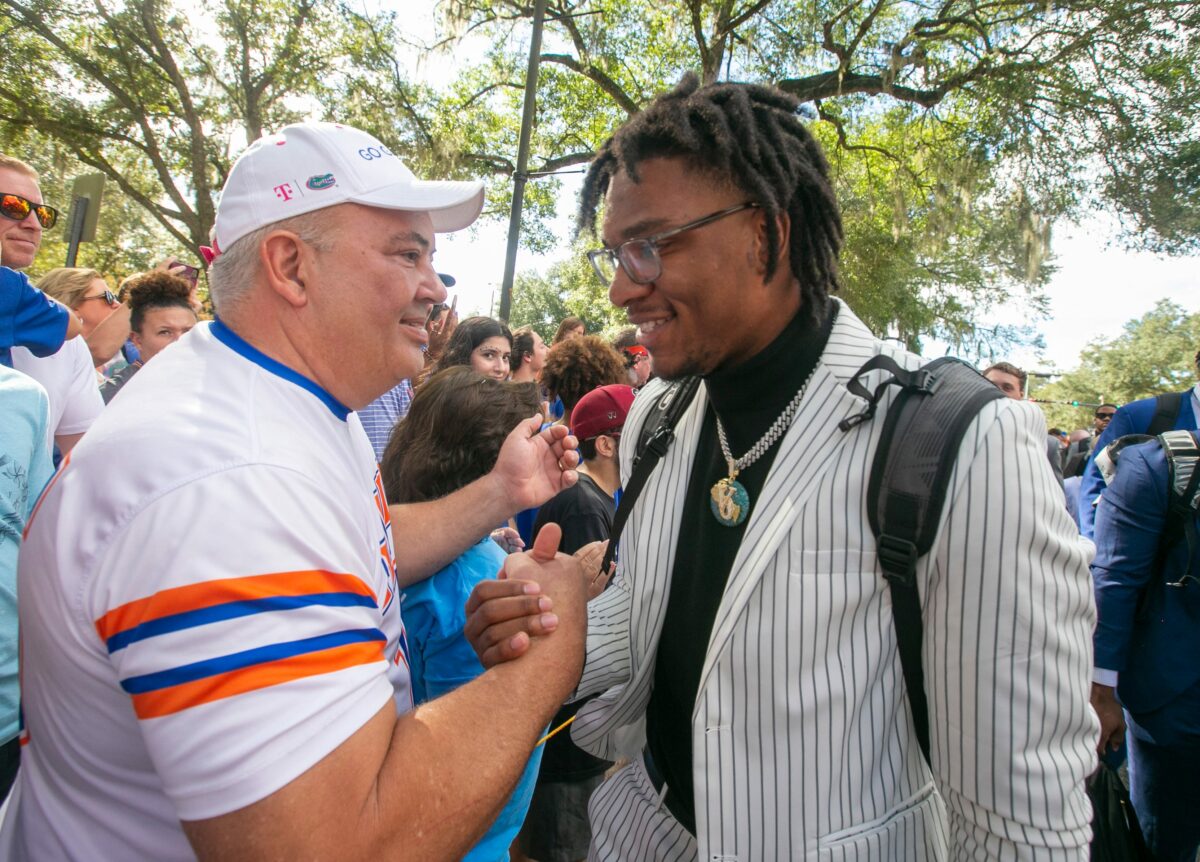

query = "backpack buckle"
(910, 369), (937, 395)
(877, 533), (919, 585)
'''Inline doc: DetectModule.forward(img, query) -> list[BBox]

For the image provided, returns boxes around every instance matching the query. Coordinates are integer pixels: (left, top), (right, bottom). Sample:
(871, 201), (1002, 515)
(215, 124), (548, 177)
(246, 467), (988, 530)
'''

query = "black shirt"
(645, 300), (835, 834)
(533, 473), (616, 781)
(534, 472), (614, 561)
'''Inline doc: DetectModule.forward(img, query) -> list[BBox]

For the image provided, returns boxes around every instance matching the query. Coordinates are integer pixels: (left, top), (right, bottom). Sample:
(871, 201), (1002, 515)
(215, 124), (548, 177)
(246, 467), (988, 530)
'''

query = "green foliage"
(508, 244), (626, 339)
(432, 0), (1199, 351)
(3, 0), (1194, 359)
(825, 105), (1054, 356)
(0, 0), (407, 252)
(1031, 300), (1200, 430)
(0, 126), (184, 280)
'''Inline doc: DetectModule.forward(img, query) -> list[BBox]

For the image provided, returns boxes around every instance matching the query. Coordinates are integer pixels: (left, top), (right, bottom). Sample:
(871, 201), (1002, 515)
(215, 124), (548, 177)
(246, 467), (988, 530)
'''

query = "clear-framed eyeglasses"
(586, 202), (759, 286)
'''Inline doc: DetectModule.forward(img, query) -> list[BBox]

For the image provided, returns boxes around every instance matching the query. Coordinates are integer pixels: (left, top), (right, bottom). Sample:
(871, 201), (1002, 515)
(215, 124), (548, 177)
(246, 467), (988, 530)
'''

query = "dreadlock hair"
(578, 73), (842, 317)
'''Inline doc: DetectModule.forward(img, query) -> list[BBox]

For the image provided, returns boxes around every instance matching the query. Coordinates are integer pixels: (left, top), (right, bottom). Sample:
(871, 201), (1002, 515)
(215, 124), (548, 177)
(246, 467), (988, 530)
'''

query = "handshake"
(465, 524), (609, 680)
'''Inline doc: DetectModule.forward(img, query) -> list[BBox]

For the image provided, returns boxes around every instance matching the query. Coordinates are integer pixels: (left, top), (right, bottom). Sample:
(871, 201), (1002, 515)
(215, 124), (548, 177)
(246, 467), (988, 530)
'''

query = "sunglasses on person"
(79, 289), (119, 307)
(586, 202), (760, 286)
(0, 193), (59, 229)
(1095, 411), (1115, 419)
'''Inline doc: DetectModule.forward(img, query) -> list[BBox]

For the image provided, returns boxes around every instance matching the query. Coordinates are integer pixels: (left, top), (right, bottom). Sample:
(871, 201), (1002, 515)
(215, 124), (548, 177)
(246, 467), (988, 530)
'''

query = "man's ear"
(596, 434), (619, 459)
(258, 230), (314, 309)
(750, 208), (791, 280)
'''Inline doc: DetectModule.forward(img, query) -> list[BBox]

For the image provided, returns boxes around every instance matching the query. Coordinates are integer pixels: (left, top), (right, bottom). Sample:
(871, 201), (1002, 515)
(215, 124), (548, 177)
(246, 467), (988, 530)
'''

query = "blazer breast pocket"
(787, 547), (883, 610)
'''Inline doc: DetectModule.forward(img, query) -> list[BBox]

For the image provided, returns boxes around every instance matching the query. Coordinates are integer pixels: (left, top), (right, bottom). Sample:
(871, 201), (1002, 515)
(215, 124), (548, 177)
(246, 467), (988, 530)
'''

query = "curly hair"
(540, 335), (627, 411)
(578, 73), (842, 320)
(428, 316), (513, 380)
(122, 270), (196, 333)
(381, 367), (540, 505)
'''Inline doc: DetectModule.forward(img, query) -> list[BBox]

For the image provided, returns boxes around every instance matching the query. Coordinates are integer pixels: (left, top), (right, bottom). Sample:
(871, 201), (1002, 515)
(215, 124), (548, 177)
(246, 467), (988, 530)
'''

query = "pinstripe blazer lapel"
(696, 304), (878, 698)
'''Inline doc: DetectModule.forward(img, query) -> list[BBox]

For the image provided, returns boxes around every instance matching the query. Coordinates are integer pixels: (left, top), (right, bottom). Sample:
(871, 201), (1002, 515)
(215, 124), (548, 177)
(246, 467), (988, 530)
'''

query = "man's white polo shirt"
(2, 320), (411, 860)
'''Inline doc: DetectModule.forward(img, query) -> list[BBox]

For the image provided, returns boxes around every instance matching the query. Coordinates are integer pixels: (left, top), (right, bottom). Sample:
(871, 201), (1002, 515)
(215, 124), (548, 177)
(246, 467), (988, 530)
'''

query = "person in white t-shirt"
(5, 122), (587, 861)
(11, 336), (103, 454)
(0, 155), (103, 456)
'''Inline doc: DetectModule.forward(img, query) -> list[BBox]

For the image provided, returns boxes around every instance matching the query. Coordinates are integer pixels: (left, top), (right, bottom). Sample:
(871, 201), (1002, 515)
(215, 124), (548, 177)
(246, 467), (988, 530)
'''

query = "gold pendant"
(710, 475), (750, 526)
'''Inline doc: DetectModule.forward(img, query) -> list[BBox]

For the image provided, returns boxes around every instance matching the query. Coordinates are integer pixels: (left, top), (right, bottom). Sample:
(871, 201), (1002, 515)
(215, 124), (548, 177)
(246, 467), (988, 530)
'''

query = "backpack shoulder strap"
(1157, 430), (1200, 583)
(601, 377), (701, 573)
(1095, 434), (1159, 487)
(1147, 391), (1184, 436)
(845, 354), (1003, 766)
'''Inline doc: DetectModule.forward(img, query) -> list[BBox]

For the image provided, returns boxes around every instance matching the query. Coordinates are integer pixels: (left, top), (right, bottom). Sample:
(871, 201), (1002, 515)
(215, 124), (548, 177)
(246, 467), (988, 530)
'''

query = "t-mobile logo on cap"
(274, 183), (296, 202)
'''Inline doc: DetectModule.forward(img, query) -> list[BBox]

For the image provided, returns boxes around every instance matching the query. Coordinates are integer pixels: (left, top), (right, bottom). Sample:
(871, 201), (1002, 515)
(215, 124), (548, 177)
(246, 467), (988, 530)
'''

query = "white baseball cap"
(211, 121), (485, 255)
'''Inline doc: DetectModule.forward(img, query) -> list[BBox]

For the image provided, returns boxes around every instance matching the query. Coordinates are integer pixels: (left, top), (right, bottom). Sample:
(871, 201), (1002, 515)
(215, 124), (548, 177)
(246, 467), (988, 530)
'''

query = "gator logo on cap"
(306, 173), (336, 191)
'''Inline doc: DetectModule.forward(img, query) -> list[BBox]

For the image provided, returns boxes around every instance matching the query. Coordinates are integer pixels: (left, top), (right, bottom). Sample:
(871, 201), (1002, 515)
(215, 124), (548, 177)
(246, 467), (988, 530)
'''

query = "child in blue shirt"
(0, 264), (80, 367)
(381, 366), (546, 862)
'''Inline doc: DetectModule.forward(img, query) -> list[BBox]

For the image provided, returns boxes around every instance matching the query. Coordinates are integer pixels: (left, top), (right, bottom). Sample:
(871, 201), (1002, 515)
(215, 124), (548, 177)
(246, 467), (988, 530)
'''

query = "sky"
(401, 3), (1199, 375)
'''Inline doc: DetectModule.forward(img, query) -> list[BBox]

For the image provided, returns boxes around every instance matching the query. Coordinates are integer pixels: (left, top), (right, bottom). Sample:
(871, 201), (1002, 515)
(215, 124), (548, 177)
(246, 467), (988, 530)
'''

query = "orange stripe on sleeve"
(129, 639), (385, 719)
(95, 570), (376, 643)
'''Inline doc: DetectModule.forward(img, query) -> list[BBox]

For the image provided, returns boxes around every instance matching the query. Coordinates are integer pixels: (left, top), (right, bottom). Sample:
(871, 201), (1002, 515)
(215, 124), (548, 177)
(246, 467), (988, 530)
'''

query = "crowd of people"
(0, 74), (1196, 862)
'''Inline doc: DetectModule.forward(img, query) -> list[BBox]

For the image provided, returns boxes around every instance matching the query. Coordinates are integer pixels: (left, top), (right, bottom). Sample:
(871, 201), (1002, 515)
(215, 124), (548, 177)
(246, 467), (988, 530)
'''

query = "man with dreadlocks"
(468, 75), (1095, 860)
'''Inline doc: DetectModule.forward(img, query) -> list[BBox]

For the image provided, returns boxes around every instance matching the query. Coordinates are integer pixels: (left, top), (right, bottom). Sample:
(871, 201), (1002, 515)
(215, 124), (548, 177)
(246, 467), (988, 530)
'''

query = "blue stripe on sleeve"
(119, 628), (387, 694)
(105, 592), (380, 654)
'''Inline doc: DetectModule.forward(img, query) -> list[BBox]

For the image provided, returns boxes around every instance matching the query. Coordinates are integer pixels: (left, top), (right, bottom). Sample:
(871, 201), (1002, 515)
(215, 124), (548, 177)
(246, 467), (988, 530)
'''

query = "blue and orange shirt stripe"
(94, 570), (386, 719)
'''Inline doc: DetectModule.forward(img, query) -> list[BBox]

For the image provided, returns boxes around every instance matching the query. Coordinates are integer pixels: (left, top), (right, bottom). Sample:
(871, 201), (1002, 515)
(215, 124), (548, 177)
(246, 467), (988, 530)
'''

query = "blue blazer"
(1092, 433), (1200, 717)
(1078, 391), (1197, 538)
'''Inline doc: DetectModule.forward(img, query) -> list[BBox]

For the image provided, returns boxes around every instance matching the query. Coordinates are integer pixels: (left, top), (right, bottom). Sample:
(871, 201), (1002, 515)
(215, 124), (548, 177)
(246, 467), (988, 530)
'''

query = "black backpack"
(605, 356), (1003, 766)
(1095, 428), (1200, 582)
(1146, 390), (1185, 437)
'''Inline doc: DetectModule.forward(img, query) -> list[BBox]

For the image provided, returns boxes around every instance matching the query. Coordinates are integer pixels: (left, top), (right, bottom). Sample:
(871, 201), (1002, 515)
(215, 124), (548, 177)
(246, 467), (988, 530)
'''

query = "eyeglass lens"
(621, 241), (660, 282)
(0, 194), (58, 229)
(591, 250), (617, 283)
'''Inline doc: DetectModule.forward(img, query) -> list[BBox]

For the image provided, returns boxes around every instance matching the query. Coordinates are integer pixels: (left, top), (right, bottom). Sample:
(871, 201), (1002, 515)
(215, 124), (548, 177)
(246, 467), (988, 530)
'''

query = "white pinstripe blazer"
(574, 301), (1098, 861)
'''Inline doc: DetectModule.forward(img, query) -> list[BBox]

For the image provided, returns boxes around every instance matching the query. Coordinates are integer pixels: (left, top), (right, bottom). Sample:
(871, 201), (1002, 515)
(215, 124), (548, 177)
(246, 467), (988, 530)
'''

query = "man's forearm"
(369, 650), (574, 857)
(390, 473), (512, 586)
(185, 615), (583, 862)
(86, 305), (132, 368)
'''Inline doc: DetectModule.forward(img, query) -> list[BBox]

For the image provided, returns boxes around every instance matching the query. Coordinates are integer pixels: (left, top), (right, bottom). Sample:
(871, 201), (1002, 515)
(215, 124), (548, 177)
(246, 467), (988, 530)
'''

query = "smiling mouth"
(399, 316), (430, 343)
(634, 314), (674, 342)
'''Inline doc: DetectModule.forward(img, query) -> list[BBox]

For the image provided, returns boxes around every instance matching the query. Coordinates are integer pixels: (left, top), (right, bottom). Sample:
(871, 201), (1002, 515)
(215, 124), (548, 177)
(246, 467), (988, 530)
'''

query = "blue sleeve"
(1091, 443), (1168, 672)
(402, 547), (500, 704)
(399, 581), (438, 705)
(1, 269), (69, 358)
(1078, 405), (1139, 539)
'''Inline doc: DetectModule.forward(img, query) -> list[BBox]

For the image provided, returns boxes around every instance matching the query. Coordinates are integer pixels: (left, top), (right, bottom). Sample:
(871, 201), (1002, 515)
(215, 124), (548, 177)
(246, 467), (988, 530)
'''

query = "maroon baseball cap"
(571, 384), (636, 441)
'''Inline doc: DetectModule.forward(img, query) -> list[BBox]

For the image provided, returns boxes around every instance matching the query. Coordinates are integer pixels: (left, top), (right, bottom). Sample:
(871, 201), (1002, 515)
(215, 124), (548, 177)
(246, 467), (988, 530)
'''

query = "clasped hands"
(466, 524), (611, 670)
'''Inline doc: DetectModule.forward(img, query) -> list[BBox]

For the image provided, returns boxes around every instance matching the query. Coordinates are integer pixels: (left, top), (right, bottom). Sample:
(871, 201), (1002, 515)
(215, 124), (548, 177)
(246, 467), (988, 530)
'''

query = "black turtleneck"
(645, 299), (835, 835)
